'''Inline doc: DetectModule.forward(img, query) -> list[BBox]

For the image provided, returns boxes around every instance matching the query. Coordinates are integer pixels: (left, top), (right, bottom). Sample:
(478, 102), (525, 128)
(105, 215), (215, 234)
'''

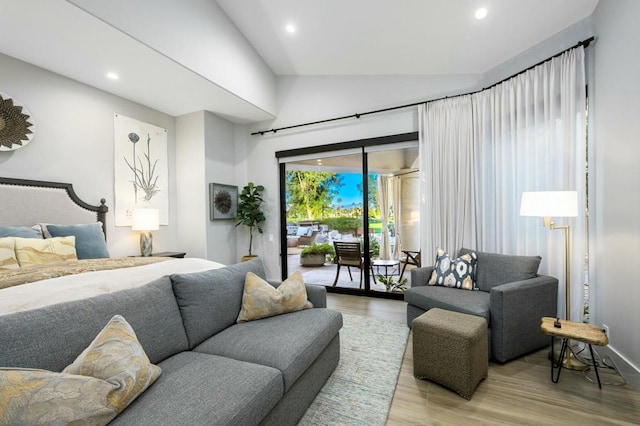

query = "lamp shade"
(520, 191), (578, 217)
(131, 208), (160, 231)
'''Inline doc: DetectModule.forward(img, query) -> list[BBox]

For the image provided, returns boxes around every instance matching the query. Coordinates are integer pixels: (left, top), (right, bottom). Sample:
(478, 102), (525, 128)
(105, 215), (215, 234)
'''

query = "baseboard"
(593, 344), (640, 391)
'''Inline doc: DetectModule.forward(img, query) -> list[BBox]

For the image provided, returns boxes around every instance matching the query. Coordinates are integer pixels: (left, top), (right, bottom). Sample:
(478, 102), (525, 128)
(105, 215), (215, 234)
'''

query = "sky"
(336, 173), (364, 207)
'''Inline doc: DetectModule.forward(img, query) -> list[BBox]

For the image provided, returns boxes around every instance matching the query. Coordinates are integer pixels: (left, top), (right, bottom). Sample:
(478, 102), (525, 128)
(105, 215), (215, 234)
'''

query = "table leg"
(551, 336), (568, 384)
(588, 344), (602, 389)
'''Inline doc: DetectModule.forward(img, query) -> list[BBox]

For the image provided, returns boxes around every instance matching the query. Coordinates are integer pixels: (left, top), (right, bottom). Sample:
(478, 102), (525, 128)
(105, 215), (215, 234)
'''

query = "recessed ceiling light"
(106, 72), (119, 80)
(475, 7), (488, 20)
(286, 24), (296, 34)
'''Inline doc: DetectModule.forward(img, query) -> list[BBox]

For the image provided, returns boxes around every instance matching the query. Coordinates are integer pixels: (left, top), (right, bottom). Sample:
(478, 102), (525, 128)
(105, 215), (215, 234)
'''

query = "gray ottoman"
(412, 308), (488, 400)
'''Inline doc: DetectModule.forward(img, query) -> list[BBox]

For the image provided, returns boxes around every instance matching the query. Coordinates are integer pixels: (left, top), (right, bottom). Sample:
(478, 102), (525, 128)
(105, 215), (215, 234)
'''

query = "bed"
(0, 177), (223, 315)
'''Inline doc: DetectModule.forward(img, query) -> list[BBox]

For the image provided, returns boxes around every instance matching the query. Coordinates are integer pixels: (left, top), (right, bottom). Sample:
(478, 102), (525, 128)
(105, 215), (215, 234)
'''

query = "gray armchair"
(405, 248), (558, 363)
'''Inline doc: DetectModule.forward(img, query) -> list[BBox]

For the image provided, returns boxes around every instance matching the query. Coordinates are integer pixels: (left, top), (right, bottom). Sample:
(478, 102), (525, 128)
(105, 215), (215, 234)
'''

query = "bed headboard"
(0, 177), (108, 237)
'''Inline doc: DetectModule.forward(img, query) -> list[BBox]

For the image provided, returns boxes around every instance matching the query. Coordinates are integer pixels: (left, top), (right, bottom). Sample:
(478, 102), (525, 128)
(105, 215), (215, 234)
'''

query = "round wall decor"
(0, 92), (36, 151)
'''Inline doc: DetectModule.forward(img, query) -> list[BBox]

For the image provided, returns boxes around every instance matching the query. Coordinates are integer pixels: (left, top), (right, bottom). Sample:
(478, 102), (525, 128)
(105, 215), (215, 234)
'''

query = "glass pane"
(284, 152), (366, 290)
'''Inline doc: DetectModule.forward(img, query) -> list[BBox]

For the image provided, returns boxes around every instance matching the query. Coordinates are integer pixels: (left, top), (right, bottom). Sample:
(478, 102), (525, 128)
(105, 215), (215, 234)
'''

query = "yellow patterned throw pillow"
(0, 315), (161, 426)
(0, 237), (18, 270)
(13, 236), (77, 266)
(237, 271), (313, 322)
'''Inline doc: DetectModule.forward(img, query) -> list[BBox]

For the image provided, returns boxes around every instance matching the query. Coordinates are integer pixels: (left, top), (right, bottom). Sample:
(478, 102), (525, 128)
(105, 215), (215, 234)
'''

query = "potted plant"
(300, 243), (335, 266)
(235, 182), (265, 261)
(377, 274), (408, 293)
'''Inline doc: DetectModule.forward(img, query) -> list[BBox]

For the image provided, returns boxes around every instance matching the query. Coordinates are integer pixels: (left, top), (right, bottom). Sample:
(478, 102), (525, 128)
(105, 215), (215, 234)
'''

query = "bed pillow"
(46, 223), (110, 259)
(14, 236), (77, 266)
(428, 248), (478, 291)
(0, 315), (161, 426)
(0, 226), (42, 238)
(237, 271), (313, 322)
(0, 237), (19, 270)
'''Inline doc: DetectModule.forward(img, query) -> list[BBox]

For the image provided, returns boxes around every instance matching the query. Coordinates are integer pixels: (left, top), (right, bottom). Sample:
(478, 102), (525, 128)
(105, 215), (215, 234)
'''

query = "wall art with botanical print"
(210, 183), (238, 220)
(114, 113), (168, 226)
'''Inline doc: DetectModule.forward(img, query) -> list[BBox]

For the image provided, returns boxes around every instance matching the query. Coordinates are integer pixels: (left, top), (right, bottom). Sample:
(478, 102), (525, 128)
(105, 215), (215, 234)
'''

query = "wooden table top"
(540, 317), (609, 346)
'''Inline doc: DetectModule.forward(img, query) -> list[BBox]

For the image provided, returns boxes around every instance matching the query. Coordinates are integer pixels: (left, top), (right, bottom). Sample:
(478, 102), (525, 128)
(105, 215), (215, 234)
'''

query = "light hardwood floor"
(326, 293), (640, 426)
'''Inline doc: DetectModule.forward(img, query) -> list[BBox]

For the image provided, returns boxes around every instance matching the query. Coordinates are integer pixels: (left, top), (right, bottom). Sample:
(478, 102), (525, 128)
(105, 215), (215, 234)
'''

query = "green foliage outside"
(286, 171), (342, 221)
(357, 174), (380, 217)
(320, 217), (361, 234)
(377, 275), (408, 292)
(300, 243), (335, 260)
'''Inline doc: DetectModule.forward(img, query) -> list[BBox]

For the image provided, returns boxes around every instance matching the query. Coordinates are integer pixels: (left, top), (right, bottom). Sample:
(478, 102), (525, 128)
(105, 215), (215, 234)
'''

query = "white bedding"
(0, 258), (224, 316)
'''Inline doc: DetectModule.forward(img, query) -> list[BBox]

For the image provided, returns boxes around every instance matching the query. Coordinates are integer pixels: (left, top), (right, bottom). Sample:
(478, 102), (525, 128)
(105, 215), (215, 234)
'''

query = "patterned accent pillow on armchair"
(428, 248), (478, 290)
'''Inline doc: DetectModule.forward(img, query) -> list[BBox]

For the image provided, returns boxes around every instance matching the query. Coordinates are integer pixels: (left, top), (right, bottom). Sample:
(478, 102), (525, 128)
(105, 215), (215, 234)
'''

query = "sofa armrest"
(267, 280), (327, 309)
(489, 275), (558, 363)
(410, 266), (435, 287)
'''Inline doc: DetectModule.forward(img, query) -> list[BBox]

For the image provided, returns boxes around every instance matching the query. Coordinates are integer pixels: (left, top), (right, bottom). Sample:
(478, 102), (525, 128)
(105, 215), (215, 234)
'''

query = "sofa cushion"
(194, 308), (343, 392)
(459, 248), (541, 292)
(0, 277), (189, 372)
(1, 315), (161, 426)
(405, 286), (491, 325)
(170, 257), (267, 348)
(237, 271), (312, 322)
(428, 248), (478, 290)
(110, 351), (283, 426)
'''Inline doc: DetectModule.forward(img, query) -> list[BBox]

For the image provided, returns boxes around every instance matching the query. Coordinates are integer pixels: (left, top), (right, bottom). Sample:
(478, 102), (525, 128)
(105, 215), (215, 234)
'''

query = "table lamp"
(132, 208), (159, 257)
(520, 191), (585, 370)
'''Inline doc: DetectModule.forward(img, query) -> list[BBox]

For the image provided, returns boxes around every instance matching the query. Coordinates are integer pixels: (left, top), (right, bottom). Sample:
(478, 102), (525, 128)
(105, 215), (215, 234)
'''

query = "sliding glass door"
(277, 134), (420, 299)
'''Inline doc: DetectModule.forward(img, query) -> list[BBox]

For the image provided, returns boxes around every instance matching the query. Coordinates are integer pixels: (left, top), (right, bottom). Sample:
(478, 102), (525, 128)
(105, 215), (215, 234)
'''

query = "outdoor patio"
(287, 250), (416, 293)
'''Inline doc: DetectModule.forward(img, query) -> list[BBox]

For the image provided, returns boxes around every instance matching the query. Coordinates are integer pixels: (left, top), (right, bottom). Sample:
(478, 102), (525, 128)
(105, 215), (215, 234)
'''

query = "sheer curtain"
(377, 175), (391, 259)
(391, 175), (402, 260)
(418, 96), (477, 265)
(472, 46), (586, 321)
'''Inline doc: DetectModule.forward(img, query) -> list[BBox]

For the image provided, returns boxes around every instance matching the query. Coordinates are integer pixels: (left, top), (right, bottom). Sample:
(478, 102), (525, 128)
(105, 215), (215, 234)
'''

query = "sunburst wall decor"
(0, 92), (35, 151)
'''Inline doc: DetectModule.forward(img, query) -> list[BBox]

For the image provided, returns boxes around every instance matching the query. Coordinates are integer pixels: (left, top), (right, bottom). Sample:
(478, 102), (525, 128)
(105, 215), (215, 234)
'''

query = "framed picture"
(210, 183), (238, 220)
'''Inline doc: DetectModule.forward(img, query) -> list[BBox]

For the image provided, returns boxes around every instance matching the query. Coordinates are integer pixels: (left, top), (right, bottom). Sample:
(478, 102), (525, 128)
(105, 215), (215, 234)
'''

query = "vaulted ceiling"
(0, 0), (598, 122)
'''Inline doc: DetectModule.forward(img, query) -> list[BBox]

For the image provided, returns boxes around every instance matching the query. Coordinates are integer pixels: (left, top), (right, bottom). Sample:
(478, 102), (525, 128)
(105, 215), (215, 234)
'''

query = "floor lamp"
(520, 191), (587, 370)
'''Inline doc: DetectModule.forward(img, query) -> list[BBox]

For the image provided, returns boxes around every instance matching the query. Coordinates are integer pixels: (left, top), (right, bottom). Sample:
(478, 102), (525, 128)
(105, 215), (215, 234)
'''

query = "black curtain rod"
(252, 36), (595, 136)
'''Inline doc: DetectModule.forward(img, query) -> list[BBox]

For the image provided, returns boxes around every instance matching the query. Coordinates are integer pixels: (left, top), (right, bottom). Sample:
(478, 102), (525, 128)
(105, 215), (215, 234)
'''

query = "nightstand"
(133, 251), (186, 258)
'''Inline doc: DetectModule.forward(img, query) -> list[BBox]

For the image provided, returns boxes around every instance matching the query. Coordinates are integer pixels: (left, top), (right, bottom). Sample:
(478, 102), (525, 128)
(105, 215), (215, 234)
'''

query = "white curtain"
(391, 175), (402, 260)
(377, 175), (391, 259)
(472, 46), (586, 321)
(418, 96), (477, 266)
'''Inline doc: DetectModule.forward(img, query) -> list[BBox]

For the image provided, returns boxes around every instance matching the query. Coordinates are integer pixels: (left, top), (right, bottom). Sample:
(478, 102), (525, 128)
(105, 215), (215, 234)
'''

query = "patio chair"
(399, 250), (421, 280)
(332, 241), (376, 289)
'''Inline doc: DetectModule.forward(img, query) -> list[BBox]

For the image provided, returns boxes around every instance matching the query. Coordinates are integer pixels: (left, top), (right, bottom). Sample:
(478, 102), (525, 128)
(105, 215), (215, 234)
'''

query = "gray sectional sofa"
(0, 258), (343, 425)
(405, 248), (558, 363)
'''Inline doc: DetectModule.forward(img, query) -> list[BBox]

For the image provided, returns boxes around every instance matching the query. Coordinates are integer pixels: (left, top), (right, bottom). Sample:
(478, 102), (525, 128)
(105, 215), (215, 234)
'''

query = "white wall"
(0, 52), (178, 257)
(204, 112), (238, 264)
(592, 0), (640, 377)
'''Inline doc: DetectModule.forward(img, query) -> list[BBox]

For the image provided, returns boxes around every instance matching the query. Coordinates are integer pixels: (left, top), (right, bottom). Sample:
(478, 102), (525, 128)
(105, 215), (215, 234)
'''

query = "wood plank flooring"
(326, 293), (640, 426)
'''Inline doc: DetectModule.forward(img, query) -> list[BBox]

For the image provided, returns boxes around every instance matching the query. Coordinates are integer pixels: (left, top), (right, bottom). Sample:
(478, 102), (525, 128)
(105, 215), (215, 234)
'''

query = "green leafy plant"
(235, 182), (265, 256)
(377, 274), (407, 293)
(300, 243), (335, 260)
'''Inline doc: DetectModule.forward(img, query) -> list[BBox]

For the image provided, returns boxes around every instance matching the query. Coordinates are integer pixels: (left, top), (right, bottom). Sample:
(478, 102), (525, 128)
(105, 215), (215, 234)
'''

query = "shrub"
(300, 243), (336, 259)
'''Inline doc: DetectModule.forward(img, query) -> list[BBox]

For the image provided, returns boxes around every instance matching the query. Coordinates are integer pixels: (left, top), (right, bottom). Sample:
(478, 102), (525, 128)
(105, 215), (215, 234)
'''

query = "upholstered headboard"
(0, 178), (108, 237)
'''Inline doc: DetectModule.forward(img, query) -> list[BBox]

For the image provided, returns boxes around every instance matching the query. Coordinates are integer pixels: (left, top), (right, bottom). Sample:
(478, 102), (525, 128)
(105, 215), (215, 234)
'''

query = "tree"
(357, 174), (380, 217)
(286, 171), (343, 220)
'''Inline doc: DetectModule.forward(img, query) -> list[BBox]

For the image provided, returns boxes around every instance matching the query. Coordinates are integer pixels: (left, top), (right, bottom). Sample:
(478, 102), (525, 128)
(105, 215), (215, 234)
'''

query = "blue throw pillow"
(0, 226), (42, 238)
(46, 223), (110, 260)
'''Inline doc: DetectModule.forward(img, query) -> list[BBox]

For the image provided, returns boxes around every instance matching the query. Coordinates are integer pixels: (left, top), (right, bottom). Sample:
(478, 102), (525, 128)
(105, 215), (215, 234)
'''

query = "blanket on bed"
(0, 257), (171, 290)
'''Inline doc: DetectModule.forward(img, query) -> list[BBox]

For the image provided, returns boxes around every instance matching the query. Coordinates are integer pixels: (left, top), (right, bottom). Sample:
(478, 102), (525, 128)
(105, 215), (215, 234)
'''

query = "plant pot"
(300, 254), (326, 267)
(241, 255), (258, 262)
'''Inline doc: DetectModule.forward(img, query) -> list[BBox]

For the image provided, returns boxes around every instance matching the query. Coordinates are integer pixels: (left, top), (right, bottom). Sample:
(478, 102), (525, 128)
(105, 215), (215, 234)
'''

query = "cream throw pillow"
(0, 315), (161, 426)
(0, 237), (18, 270)
(14, 236), (77, 266)
(237, 271), (313, 322)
